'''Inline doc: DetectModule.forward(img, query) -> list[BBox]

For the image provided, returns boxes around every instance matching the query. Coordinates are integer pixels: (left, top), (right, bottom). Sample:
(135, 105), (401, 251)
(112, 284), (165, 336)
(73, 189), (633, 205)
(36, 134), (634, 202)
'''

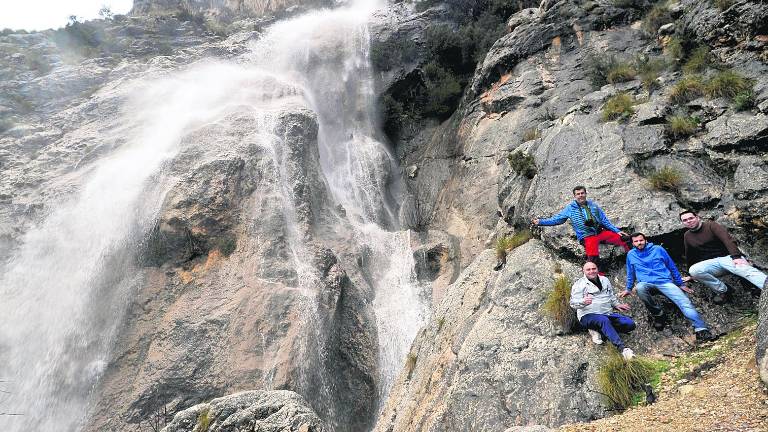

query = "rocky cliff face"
(1, 0), (766, 431)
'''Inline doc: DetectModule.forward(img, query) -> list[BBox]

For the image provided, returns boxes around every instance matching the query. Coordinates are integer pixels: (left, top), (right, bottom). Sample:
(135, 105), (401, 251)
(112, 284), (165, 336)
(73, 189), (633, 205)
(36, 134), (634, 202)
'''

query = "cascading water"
(0, 0), (427, 430)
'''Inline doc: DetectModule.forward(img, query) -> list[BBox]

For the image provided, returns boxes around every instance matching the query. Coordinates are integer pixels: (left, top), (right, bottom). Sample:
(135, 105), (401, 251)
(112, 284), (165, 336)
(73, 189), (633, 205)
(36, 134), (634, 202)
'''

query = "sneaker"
(651, 314), (667, 331)
(712, 290), (729, 305)
(622, 348), (635, 360)
(695, 329), (717, 343)
(589, 329), (603, 345)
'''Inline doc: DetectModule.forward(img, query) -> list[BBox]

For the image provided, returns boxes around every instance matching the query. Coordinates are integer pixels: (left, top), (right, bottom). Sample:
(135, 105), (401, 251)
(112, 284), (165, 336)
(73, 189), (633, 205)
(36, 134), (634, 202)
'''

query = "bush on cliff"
(494, 230), (532, 259)
(507, 151), (537, 178)
(602, 93), (635, 122)
(648, 166), (683, 191)
(543, 275), (577, 332)
(597, 347), (660, 409)
(669, 75), (705, 105)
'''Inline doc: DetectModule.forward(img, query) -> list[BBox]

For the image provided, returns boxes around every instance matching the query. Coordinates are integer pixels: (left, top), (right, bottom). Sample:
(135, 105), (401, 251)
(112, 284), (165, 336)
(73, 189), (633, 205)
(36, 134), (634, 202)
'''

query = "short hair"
(582, 261), (598, 269)
(572, 185), (586, 194)
(630, 232), (646, 240)
(679, 210), (698, 219)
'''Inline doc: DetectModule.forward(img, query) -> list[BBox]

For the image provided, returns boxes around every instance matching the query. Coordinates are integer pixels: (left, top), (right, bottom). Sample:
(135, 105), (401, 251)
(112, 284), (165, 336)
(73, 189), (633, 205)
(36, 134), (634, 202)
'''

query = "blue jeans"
(635, 282), (708, 331)
(580, 313), (635, 350)
(689, 256), (767, 293)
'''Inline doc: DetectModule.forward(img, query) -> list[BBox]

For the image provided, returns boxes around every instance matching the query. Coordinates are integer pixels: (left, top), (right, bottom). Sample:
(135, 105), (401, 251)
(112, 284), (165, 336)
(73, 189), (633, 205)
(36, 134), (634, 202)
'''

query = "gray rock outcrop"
(161, 390), (327, 432)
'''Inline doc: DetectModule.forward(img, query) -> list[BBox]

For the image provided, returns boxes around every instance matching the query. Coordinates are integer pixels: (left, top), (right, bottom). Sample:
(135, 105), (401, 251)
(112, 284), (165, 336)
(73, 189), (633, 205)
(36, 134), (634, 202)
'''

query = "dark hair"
(630, 232), (646, 240)
(679, 210), (697, 219)
(572, 185), (586, 194)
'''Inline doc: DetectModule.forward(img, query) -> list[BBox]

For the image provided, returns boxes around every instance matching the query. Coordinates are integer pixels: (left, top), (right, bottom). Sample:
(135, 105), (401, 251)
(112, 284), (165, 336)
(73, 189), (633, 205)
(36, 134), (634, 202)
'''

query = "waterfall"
(0, 0), (427, 430)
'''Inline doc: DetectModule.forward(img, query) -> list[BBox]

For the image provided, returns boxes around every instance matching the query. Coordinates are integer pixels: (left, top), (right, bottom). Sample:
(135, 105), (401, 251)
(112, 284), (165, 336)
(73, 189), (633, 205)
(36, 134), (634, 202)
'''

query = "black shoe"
(695, 329), (717, 343)
(651, 314), (667, 331)
(712, 290), (729, 305)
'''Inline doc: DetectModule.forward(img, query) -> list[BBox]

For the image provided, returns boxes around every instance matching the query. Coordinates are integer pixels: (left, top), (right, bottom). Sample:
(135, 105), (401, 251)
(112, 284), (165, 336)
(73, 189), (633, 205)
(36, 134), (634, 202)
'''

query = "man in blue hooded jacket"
(532, 186), (629, 269)
(619, 233), (715, 342)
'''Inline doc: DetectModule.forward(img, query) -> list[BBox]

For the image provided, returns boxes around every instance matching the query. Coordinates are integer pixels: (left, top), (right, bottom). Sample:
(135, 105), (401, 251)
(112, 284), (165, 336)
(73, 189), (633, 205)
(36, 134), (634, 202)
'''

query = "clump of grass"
(733, 90), (755, 111)
(405, 352), (418, 378)
(542, 275), (577, 332)
(585, 54), (618, 89)
(682, 46), (710, 75)
(522, 127), (541, 142)
(666, 113), (699, 138)
(597, 347), (661, 410)
(507, 151), (537, 179)
(495, 230), (533, 259)
(642, 4), (673, 34)
(636, 55), (666, 93)
(669, 75), (705, 105)
(553, 262), (563, 274)
(606, 61), (636, 84)
(602, 92), (635, 122)
(705, 70), (752, 100)
(194, 408), (211, 432)
(215, 235), (237, 257)
(714, 0), (735, 10)
(648, 166), (683, 191)
(665, 37), (684, 64)
(436, 316), (445, 331)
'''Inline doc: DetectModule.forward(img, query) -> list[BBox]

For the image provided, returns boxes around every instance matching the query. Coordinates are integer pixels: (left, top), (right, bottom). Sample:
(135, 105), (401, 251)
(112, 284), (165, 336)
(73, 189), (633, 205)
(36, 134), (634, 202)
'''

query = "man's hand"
(583, 294), (593, 305)
(531, 218), (540, 225)
(618, 290), (632, 298)
(680, 284), (694, 294)
(682, 275), (693, 282)
(615, 303), (631, 312)
(618, 230), (629, 237)
(733, 257), (749, 266)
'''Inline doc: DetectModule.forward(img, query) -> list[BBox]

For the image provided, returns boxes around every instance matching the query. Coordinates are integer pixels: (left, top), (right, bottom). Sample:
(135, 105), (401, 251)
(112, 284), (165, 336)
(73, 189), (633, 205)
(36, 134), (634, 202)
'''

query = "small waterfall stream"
(0, 1), (428, 430)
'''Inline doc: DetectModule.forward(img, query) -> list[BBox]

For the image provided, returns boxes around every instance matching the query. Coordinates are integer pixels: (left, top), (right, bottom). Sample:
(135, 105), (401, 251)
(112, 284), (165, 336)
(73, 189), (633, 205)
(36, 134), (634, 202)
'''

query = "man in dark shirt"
(680, 210), (767, 304)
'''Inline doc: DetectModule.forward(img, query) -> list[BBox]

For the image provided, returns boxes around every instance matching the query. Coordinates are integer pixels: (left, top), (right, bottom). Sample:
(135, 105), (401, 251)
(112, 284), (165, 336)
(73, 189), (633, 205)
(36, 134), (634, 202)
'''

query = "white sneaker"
(589, 330), (603, 345)
(622, 348), (635, 361)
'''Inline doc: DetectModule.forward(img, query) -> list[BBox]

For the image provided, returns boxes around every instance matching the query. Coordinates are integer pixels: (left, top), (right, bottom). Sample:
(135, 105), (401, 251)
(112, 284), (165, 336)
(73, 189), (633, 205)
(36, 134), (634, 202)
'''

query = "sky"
(0, 0), (134, 31)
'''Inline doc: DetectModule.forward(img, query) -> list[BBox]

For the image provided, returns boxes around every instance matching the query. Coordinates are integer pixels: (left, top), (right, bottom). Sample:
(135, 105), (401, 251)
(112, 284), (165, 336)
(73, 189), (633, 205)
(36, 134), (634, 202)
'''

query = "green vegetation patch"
(733, 89), (755, 111)
(636, 55), (667, 93)
(542, 275), (577, 332)
(665, 36), (684, 64)
(648, 166), (683, 192)
(669, 75), (705, 105)
(194, 407), (212, 432)
(602, 92), (635, 122)
(714, 0), (735, 10)
(706, 70), (753, 100)
(666, 114), (699, 139)
(597, 347), (661, 410)
(606, 62), (637, 84)
(642, 3), (673, 34)
(682, 46), (710, 75)
(494, 230), (533, 259)
(507, 151), (537, 178)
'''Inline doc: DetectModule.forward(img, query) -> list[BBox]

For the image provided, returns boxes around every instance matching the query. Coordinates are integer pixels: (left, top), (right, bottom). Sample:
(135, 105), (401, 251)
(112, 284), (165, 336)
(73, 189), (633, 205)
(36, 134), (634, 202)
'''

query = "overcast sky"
(1, 0), (134, 31)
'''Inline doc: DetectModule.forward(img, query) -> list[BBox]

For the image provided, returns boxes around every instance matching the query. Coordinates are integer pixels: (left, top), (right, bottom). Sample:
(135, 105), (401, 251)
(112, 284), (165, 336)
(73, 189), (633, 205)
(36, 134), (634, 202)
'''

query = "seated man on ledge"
(680, 210), (767, 304)
(570, 261), (636, 360)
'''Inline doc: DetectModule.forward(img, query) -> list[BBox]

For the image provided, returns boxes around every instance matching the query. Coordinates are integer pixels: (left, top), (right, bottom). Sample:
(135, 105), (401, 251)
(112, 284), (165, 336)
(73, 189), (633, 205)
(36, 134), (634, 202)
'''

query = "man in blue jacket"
(532, 186), (629, 268)
(620, 233), (715, 342)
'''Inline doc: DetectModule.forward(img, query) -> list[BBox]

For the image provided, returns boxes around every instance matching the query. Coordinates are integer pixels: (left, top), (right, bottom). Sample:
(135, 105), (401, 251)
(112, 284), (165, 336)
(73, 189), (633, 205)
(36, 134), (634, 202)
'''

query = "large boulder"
(161, 390), (327, 432)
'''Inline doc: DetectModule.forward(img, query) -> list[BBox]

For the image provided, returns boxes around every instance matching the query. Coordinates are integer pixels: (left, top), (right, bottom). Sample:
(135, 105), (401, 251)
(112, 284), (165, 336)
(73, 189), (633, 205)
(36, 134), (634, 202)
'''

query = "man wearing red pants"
(532, 186), (629, 269)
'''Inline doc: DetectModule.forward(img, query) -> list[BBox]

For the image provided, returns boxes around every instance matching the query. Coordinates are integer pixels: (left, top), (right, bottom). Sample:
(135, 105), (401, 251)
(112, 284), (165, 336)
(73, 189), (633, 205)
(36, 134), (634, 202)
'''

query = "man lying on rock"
(679, 210), (767, 304)
(620, 232), (716, 343)
(532, 185), (629, 272)
(570, 261), (636, 360)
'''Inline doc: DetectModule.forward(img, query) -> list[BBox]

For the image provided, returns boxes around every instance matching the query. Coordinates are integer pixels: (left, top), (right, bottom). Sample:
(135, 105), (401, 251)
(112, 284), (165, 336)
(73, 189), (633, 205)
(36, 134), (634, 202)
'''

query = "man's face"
(680, 212), (700, 229)
(632, 236), (646, 249)
(583, 262), (599, 279)
(573, 188), (587, 204)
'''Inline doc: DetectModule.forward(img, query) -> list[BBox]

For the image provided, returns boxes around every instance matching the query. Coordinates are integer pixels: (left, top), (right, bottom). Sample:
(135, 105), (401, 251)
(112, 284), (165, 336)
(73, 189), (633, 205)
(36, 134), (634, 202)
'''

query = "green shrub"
(585, 54), (618, 88)
(714, 0), (735, 10)
(665, 37), (684, 64)
(507, 151), (537, 178)
(421, 62), (463, 118)
(705, 70), (752, 100)
(602, 92), (635, 122)
(642, 4), (673, 34)
(370, 37), (418, 71)
(733, 90), (755, 111)
(494, 230), (533, 259)
(669, 75), (705, 105)
(648, 166), (683, 191)
(682, 46), (709, 75)
(215, 235), (237, 257)
(635, 55), (666, 92)
(522, 127), (541, 142)
(666, 114), (699, 138)
(194, 408), (211, 432)
(543, 275), (577, 331)
(606, 61), (637, 84)
(596, 347), (659, 410)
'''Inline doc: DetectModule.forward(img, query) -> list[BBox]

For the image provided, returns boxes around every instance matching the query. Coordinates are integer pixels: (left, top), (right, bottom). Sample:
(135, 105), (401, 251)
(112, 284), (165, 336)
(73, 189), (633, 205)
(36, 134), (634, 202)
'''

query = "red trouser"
(583, 230), (630, 256)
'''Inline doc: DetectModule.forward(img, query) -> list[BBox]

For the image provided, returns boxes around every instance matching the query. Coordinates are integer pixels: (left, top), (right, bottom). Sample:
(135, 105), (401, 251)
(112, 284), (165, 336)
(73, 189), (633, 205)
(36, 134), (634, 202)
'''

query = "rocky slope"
(1, 0), (767, 431)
